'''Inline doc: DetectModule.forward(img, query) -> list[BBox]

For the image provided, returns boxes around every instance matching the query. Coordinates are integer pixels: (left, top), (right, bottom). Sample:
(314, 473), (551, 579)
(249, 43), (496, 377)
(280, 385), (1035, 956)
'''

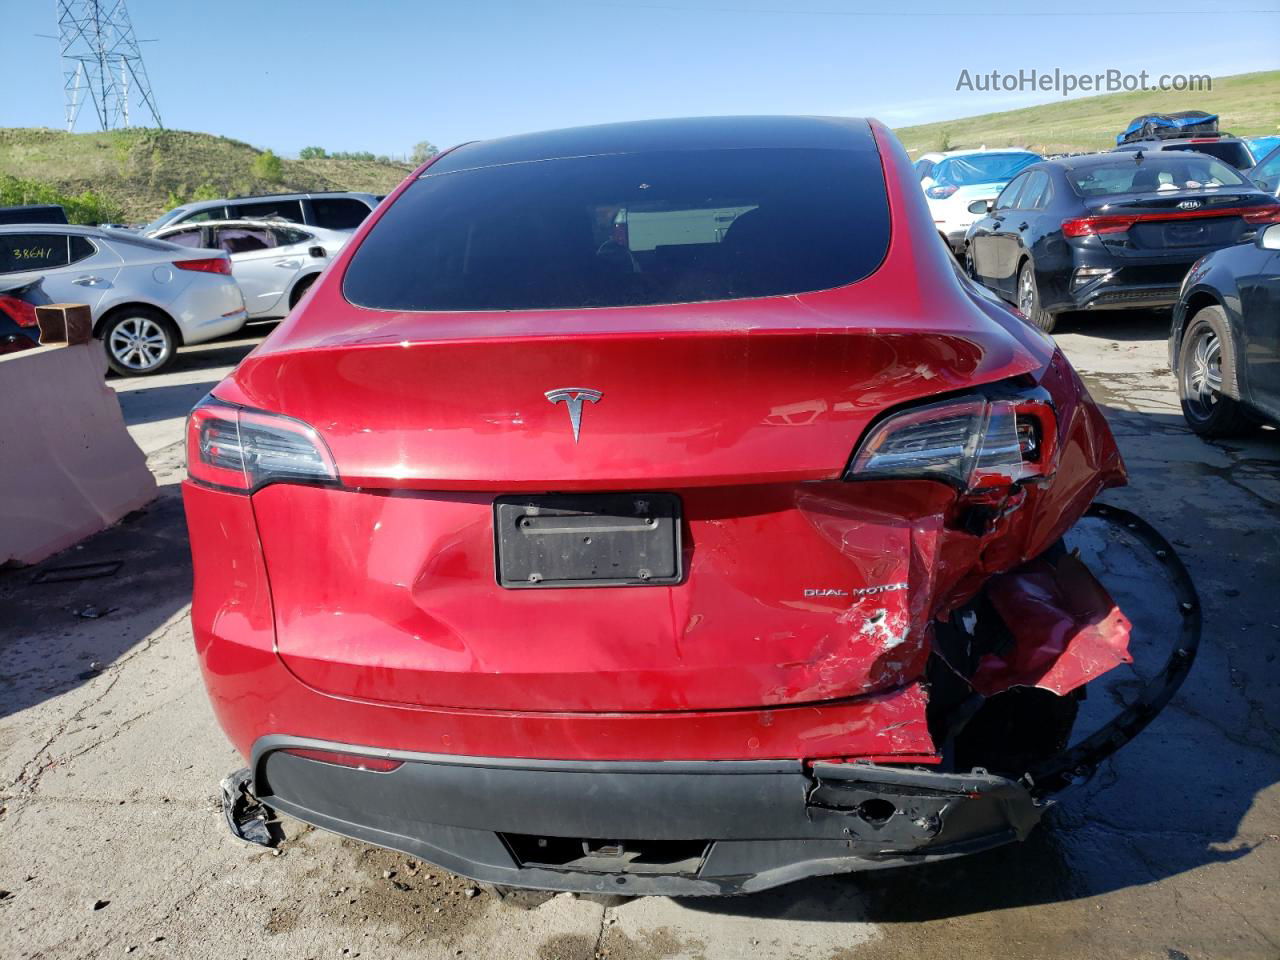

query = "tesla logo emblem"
(545, 387), (602, 443)
(1178, 200), (1202, 210)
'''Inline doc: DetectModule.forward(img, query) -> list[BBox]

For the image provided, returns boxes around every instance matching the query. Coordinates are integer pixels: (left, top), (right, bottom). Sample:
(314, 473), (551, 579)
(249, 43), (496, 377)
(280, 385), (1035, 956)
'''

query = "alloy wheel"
(108, 316), (170, 372)
(1183, 327), (1223, 421)
(1018, 266), (1035, 316)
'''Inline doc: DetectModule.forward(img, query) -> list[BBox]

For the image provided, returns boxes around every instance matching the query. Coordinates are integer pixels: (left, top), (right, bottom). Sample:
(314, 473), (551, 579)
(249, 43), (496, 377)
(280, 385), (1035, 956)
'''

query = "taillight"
(279, 748), (402, 773)
(846, 390), (1056, 492)
(174, 257), (232, 275)
(926, 184), (958, 199)
(1062, 215), (1133, 237)
(186, 396), (337, 492)
(1243, 207), (1280, 225)
(1065, 204), (1280, 237)
(0, 295), (39, 327)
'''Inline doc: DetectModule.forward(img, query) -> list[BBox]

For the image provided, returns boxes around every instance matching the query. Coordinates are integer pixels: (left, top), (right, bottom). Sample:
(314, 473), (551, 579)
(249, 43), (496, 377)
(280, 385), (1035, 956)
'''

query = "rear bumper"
(1070, 282), (1182, 311)
(219, 505), (1199, 896)
(252, 739), (1043, 895)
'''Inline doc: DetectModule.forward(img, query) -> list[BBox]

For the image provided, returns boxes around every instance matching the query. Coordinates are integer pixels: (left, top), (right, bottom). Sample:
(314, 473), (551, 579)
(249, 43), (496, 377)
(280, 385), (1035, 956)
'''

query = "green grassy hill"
(0, 127), (412, 223)
(895, 70), (1279, 155)
(2, 70), (1276, 223)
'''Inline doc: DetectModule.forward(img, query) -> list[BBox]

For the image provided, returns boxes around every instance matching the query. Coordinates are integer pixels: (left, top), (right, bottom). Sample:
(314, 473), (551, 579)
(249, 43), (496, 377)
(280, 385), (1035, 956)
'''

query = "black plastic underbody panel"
(252, 737), (1043, 895)
(494, 493), (682, 588)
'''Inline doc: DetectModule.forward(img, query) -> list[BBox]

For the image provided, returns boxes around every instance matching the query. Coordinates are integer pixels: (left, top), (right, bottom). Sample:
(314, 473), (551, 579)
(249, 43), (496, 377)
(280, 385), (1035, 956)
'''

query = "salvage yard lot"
(2, 313), (1278, 960)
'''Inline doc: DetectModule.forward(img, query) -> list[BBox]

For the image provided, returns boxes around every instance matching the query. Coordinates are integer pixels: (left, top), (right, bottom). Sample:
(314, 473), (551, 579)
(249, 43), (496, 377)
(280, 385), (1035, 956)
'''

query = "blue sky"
(1, 0), (1275, 157)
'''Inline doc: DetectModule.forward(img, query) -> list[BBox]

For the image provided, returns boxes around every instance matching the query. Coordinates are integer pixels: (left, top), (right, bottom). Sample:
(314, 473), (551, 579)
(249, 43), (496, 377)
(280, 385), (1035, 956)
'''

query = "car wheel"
(102, 308), (177, 376)
(1176, 306), (1254, 438)
(963, 243), (977, 278)
(1016, 261), (1056, 334)
(289, 274), (318, 310)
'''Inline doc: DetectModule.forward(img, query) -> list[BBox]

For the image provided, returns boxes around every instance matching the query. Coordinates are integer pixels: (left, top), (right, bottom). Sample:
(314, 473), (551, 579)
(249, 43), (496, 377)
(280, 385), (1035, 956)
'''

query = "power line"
(56, 0), (162, 132)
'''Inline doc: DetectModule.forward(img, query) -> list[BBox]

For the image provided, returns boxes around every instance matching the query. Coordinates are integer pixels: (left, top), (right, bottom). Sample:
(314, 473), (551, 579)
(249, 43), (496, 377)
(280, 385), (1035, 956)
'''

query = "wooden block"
(35, 303), (94, 346)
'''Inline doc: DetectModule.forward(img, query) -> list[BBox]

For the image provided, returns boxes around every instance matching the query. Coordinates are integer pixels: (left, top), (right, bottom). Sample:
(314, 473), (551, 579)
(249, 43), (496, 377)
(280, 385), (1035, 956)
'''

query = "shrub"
(0, 174), (123, 225)
(252, 149), (283, 183)
(299, 145), (327, 159)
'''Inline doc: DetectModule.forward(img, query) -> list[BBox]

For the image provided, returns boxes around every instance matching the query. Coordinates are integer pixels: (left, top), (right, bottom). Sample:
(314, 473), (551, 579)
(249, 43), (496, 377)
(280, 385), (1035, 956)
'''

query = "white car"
(149, 219), (348, 320)
(914, 149), (1041, 255)
(0, 224), (247, 376)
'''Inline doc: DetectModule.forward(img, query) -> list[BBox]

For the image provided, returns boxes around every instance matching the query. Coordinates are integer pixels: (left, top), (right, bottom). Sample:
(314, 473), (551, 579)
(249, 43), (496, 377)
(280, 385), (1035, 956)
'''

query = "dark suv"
(141, 191), (379, 235)
(1114, 135), (1256, 171)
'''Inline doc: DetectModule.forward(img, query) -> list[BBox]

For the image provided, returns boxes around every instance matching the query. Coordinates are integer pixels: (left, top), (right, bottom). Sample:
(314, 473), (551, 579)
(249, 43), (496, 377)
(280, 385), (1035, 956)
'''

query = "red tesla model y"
(185, 117), (1192, 895)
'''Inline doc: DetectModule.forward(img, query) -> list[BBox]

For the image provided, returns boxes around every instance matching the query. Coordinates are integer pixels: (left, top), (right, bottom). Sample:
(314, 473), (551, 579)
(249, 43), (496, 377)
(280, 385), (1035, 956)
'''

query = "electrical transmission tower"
(56, 0), (162, 132)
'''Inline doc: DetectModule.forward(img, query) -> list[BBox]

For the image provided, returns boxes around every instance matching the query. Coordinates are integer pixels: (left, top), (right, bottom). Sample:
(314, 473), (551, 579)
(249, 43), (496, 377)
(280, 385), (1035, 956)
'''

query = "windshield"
(933, 153), (1040, 187)
(343, 147), (890, 312)
(1160, 141), (1255, 170)
(140, 207), (186, 234)
(1068, 155), (1249, 197)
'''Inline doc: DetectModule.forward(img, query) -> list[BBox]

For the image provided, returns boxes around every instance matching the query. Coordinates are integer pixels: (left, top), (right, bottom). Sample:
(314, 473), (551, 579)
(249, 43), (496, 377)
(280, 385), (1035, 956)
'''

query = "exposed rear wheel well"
(1176, 290), (1223, 356)
(94, 302), (183, 346)
(289, 273), (320, 309)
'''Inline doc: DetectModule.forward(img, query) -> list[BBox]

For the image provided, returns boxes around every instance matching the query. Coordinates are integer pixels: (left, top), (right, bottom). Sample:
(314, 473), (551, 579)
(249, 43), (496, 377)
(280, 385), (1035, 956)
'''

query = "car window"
(233, 199), (305, 223)
(179, 206), (229, 223)
(1251, 146), (1280, 184)
(1069, 155), (1247, 196)
(311, 197), (371, 230)
(343, 146), (891, 312)
(914, 159), (935, 182)
(0, 233), (74, 273)
(68, 236), (96, 264)
(993, 174), (1028, 211)
(214, 226), (276, 254)
(934, 153), (1041, 187)
(272, 227), (312, 246)
(163, 228), (207, 248)
(1018, 170), (1051, 210)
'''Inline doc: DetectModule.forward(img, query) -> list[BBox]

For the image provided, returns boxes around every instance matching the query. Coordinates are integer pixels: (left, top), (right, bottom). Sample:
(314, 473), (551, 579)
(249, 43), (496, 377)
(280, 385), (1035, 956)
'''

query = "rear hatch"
(240, 307), (1036, 713)
(229, 123), (1047, 715)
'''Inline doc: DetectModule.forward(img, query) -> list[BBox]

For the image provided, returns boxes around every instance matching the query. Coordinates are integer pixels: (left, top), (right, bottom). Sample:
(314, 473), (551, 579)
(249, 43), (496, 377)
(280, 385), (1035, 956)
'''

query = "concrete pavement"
(1, 313), (1277, 960)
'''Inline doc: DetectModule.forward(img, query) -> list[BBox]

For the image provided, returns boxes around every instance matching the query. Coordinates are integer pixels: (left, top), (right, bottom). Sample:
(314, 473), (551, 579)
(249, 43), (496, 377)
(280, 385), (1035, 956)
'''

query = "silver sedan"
(149, 220), (349, 319)
(0, 224), (248, 376)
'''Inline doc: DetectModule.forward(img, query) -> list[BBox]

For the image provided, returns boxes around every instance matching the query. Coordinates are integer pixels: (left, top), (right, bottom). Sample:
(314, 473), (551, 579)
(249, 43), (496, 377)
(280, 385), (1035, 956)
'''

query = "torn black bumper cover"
(221, 506), (1199, 895)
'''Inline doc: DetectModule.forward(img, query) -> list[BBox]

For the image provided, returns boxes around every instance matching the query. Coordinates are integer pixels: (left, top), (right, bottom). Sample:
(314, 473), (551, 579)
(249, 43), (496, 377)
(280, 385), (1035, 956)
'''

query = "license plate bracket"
(495, 494), (682, 588)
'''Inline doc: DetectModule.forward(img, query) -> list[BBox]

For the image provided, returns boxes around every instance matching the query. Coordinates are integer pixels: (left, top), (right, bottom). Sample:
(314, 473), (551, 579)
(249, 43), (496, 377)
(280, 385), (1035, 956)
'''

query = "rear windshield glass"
(1160, 141), (1254, 169)
(1069, 155), (1248, 197)
(933, 153), (1040, 187)
(343, 148), (889, 312)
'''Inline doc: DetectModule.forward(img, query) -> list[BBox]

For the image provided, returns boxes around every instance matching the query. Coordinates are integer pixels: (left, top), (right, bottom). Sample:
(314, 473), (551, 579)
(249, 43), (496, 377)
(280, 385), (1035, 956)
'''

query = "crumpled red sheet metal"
(970, 552), (1133, 697)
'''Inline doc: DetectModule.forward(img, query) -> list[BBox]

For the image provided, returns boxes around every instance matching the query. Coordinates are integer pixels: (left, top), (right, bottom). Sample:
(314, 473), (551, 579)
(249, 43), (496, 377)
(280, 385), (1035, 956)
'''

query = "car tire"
(1016, 260), (1056, 334)
(102, 307), (178, 376)
(1176, 305), (1254, 438)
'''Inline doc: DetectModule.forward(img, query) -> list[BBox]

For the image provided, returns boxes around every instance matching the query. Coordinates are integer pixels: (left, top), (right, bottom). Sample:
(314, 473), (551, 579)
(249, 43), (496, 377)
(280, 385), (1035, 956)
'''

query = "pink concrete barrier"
(0, 340), (158, 566)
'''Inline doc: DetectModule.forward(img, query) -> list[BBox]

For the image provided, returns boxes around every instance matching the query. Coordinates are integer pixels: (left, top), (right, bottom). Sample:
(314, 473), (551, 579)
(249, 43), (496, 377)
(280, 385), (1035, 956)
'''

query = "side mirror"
(968, 199), (993, 215)
(308, 245), (327, 259)
(1258, 222), (1280, 251)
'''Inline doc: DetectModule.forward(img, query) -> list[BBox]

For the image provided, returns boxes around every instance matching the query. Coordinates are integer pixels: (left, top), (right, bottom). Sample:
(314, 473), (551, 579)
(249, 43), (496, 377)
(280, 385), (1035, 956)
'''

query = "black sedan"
(1169, 222), (1280, 437)
(964, 152), (1280, 333)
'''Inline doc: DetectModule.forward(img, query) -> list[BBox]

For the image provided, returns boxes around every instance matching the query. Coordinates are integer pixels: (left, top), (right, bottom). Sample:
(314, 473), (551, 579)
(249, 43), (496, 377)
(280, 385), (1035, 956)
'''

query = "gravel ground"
(1, 313), (1277, 960)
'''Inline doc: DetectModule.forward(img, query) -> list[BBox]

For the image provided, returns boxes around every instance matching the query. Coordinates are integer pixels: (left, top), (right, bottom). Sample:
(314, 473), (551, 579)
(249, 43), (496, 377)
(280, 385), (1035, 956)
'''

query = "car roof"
(156, 218), (315, 231)
(427, 116), (879, 174)
(0, 223), (110, 237)
(1115, 135), (1247, 148)
(179, 191), (374, 209)
(919, 148), (1036, 162)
